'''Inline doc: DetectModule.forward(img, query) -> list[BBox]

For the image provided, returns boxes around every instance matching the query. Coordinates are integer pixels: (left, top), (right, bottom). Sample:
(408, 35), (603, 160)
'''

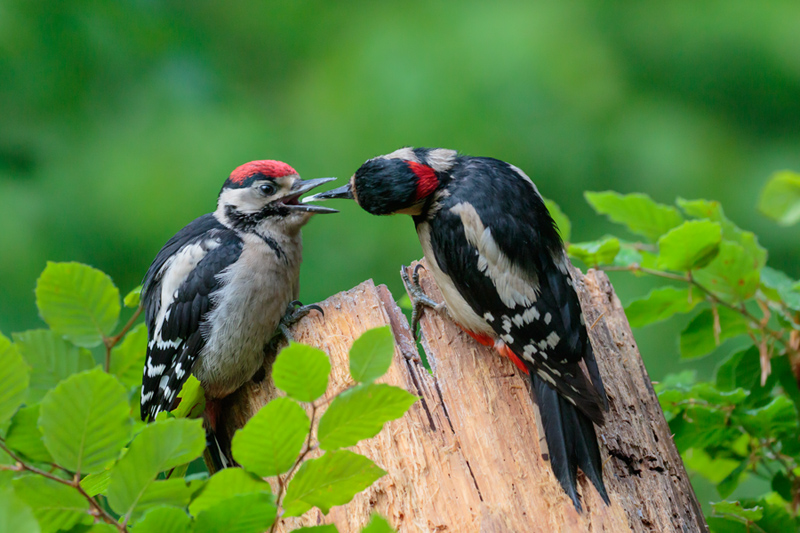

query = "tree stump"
(214, 261), (708, 533)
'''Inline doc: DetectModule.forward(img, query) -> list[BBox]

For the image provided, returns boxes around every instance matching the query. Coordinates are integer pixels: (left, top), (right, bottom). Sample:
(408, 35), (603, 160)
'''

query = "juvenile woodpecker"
(141, 160), (336, 465)
(305, 147), (609, 510)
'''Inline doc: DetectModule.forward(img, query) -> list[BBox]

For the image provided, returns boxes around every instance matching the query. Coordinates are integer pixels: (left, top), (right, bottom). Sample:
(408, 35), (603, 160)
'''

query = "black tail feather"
(204, 404), (237, 473)
(533, 374), (608, 511)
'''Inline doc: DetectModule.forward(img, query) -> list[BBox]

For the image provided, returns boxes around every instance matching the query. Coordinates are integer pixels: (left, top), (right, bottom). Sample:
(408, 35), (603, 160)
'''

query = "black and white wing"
(140, 213), (243, 420)
(426, 157), (607, 424)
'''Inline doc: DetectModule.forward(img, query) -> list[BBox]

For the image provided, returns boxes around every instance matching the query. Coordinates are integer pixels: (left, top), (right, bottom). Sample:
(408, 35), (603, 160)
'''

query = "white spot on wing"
(146, 359), (166, 377)
(544, 312), (552, 325)
(483, 312), (495, 322)
(546, 331), (561, 348)
(501, 333), (514, 344)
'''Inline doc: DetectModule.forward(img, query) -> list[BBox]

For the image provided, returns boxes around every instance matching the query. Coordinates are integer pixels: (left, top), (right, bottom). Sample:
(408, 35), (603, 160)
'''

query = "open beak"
(284, 177), (339, 213)
(302, 183), (354, 203)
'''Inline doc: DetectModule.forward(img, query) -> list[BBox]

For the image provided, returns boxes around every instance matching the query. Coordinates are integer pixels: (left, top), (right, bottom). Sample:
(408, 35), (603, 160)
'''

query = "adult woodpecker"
(305, 147), (609, 510)
(141, 160), (336, 467)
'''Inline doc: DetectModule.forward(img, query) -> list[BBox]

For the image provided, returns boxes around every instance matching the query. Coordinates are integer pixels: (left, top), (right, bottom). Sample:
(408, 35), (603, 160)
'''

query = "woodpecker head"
(303, 147), (458, 216)
(215, 160), (337, 232)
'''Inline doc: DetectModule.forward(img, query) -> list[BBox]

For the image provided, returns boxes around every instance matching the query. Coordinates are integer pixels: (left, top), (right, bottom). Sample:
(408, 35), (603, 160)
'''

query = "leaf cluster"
(557, 171), (800, 531)
(0, 263), (410, 532)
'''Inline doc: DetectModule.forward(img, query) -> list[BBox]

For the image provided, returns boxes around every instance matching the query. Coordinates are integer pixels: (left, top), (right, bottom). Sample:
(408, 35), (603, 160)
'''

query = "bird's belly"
(417, 222), (495, 337)
(196, 244), (298, 398)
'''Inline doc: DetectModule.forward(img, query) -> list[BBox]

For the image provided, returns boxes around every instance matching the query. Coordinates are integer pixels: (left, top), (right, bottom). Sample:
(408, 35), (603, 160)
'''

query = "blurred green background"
(1, 0), (799, 482)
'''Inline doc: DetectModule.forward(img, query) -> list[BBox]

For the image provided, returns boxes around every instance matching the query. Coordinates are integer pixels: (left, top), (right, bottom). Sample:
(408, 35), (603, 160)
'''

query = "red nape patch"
(407, 161), (438, 201)
(230, 160), (297, 183)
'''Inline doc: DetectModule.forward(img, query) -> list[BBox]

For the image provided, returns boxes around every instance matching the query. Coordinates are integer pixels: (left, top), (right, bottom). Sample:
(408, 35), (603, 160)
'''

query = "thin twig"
(270, 403), (319, 533)
(601, 264), (794, 355)
(0, 440), (126, 532)
(103, 306), (143, 372)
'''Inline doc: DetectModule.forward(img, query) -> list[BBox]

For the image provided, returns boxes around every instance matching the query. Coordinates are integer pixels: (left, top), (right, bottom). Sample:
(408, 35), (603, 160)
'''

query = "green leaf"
(282, 450), (386, 517)
(585, 191), (683, 242)
(362, 514), (396, 533)
(0, 333), (29, 423)
(706, 516), (749, 533)
(12, 476), (92, 533)
(292, 526), (339, 533)
(84, 525), (118, 533)
(109, 323), (147, 389)
(273, 343), (331, 402)
(81, 469), (113, 497)
(715, 347), (775, 405)
(543, 197), (571, 242)
(124, 286), (142, 309)
(0, 484), (40, 533)
(682, 448), (742, 485)
(740, 396), (797, 439)
(39, 367), (131, 474)
(35, 262), (121, 348)
(612, 244), (643, 267)
(193, 493), (276, 533)
(712, 501), (763, 521)
(13, 329), (95, 403)
(107, 418), (205, 519)
(349, 326), (395, 383)
(232, 397), (309, 478)
(171, 375), (205, 419)
(760, 266), (800, 312)
(771, 471), (793, 502)
(716, 460), (748, 499)
(693, 241), (760, 303)
(676, 198), (766, 270)
(625, 286), (701, 328)
(567, 237), (620, 266)
(132, 506), (191, 533)
(670, 405), (733, 450)
(657, 220), (722, 271)
(679, 307), (749, 359)
(189, 468), (271, 516)
(5, 404), (53, 463)
(758, 170), (800, 225)
(318, 384), (417, 450)
(135, 479), (195, 519)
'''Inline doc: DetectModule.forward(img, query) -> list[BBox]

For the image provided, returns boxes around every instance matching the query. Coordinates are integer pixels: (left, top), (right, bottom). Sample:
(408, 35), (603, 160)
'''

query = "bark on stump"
(214, 263), (708, 533)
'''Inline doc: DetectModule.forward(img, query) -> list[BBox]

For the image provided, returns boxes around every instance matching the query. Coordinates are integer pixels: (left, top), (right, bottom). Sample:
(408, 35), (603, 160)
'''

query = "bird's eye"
(259, 183), (276, 196)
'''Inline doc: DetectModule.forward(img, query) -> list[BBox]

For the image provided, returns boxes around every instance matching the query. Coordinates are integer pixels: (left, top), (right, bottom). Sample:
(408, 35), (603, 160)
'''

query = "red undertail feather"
(460, 327), (530, 374)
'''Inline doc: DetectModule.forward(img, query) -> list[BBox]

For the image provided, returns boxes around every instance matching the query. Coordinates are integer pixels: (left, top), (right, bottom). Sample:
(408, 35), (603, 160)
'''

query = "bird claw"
(279, 300), (324, 342)
(401, 264), (445, 340)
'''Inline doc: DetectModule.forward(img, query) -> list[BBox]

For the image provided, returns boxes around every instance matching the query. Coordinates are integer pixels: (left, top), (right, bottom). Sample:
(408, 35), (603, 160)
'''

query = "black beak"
(302, 183), (354, 203)
(285, 177), (339, 214)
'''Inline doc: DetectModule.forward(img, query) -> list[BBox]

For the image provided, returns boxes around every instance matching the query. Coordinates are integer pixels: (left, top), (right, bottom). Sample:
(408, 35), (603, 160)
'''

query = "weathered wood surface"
(215, 265), (707, 533)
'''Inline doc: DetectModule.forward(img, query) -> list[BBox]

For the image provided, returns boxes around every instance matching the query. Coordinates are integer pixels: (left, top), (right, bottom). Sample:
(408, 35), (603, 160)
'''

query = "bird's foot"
(279, 300), (324, 342)
(401, 264), (446, 340)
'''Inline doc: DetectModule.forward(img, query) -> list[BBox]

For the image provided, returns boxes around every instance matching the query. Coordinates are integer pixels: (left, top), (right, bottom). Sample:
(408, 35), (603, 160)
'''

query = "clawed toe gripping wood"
(212, 260), (707, 533)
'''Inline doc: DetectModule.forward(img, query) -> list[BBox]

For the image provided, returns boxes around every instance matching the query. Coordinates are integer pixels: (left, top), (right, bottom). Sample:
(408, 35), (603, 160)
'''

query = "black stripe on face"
(224, 203), (290, 230)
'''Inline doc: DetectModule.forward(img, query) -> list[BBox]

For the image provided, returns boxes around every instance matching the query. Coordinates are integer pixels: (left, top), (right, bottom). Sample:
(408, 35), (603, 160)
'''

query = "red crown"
(230, 160), (297, 184)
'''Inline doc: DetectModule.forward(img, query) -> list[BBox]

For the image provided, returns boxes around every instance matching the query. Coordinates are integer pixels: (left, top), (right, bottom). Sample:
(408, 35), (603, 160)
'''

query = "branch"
(0, 440), (126, 532)
(601, 264), (794, 355)
(270, 403), (318, 533)
(103, 306), (142, 372)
